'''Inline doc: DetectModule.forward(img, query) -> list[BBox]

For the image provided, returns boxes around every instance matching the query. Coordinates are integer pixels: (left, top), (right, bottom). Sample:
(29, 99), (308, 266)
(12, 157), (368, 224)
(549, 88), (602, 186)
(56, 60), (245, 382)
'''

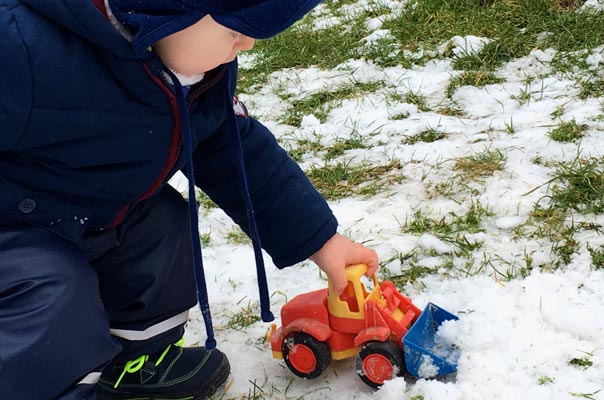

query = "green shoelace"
(114, 337), (185, 388)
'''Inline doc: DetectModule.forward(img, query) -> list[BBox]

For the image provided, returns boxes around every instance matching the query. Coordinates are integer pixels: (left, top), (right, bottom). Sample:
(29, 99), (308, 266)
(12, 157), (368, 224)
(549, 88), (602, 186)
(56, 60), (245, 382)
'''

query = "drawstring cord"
(166, 68), (216, 350)
(165, 65), (274, 351)
(223, 68), (274, 323)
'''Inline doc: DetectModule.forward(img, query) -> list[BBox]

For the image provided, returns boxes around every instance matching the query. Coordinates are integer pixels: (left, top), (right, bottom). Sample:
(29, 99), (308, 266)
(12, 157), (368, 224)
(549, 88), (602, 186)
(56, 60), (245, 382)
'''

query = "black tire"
(356, 341), (404, 388)
(282, 332), (331, 379)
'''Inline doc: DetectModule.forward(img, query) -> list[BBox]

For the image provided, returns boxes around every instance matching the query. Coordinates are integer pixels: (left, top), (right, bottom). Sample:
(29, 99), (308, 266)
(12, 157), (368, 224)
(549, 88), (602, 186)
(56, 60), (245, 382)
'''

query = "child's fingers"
(354, 245), (378, 276)
(365, 262), (378, 276)
(330, 269), (348, 295)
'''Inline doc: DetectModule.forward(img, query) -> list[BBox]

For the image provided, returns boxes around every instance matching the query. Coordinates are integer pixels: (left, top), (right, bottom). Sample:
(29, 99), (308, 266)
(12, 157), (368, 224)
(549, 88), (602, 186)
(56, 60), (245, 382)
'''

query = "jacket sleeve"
(0, 5), (32, 151)
(193, 114), (338, 269)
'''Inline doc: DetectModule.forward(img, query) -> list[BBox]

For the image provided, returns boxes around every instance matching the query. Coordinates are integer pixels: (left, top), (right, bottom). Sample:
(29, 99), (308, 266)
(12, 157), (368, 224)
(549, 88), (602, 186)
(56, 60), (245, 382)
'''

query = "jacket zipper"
(107, 64), (226, 228)
(185, 65), (228, 107)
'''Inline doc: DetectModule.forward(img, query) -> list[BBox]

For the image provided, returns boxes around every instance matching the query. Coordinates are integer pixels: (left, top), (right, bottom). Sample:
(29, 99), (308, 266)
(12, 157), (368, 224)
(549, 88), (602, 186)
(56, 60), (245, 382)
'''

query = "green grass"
(225, 227), (251, 245)
(325, 134), (368, 160)
(403, 204), (491, 236)
(383, 0), (604, 72)
(570, 391), (602, 400)
(196, 190), (218, 211)
(237, 0), (604, 98)
(447, 70), (504, 97)
(549, 120), (588, 142)
(200, 231), (211, 247)
(404, 91), (430, 112)
(237, 11), (371, 92)
(239, 0), (604, 92)
(551, 224), (580, 265)
(286, 132), (368, 162)
(587, 244), (604, 269)
(537, 375), (555, 385)
(286, 134), (324, 162)
(385, 88), (431, 111)
(551, 105), (566, 119)
(505, 118), (516, 134)
(403, 128), (447, 144)
(436, 104), (466, 117)
(453, 149), (506, 180)
(401, 201), (492, 258)
(545, 155), (604, 214)
(380, 251), (444, 286)
(281, 81), (385, 126)
(306, 159), (403, 200)
(390, 111), (410, 120)
(569, 355), (593, 369)
(226, 301), (261, 331)
(550, 49), (593, 76)
(577, 76), (604, 99)
(382, 263), (440, 286)
(528, 206), (580, 265)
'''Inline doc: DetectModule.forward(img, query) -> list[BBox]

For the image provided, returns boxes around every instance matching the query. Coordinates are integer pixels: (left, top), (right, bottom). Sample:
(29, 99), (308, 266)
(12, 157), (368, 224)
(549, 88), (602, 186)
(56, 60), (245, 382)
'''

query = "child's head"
(108, 0), (323, 73)
(153, 15), (256, 76)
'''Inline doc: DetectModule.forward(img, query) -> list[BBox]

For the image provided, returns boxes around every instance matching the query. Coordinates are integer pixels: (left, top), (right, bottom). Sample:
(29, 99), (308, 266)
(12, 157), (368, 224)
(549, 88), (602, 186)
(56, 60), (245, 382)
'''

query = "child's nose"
(238, 36), (255, 51)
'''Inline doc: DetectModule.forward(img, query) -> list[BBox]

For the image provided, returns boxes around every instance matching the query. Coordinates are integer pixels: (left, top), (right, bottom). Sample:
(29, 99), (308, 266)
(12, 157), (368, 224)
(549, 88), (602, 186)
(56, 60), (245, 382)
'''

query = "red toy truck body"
(269, 264), (423, 387)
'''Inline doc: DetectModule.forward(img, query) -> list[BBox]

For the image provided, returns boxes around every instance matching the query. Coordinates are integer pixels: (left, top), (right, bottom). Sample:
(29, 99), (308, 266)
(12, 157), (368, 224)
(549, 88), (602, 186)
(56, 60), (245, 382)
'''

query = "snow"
(431, 320), (461, 366)
(581, 0), (604, 12)
(417, 355), (438, 379)
(437, 35), (491, 58)
(169, 9), (604, 400)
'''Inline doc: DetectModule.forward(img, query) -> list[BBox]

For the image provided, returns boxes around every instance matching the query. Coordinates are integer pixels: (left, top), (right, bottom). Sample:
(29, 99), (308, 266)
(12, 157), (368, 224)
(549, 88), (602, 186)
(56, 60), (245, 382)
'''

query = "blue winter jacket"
(0, 0), (337, 269)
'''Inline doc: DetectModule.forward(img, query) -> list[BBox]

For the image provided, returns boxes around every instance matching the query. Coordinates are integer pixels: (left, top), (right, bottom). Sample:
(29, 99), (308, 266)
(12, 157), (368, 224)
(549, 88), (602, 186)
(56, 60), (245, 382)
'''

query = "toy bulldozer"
(269, 264), (459, 388)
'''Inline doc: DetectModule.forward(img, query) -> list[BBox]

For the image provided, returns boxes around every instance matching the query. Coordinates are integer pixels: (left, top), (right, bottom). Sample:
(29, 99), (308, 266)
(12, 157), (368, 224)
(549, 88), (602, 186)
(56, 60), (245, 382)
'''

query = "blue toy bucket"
(403, 302), (459, 378)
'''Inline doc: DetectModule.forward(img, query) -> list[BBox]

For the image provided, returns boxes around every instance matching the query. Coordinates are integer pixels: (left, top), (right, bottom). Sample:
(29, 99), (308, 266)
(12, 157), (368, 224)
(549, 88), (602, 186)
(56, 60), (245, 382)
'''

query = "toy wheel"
(356, 341), (404, 388)
(282, 332), (331, 379)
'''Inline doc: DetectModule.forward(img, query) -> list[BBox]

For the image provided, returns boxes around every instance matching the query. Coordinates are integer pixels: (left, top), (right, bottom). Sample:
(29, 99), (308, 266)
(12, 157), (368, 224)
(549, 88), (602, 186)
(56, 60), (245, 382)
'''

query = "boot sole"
(193, 355), (231, 400)
(98, 355), (231, 400)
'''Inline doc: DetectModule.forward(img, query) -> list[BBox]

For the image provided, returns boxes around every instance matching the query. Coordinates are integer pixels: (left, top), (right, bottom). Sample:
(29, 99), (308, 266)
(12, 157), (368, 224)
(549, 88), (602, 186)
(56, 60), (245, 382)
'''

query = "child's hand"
(309, 233), (378, 295)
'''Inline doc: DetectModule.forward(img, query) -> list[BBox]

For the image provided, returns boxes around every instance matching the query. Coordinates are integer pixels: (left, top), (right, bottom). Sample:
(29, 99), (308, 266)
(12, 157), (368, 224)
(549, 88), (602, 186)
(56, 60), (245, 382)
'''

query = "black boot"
(97, 339), (230, 400)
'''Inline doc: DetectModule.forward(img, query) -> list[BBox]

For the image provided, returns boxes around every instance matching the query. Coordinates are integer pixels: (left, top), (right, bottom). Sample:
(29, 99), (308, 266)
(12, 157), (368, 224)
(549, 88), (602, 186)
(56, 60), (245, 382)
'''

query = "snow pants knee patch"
(0, 227), (121, 400)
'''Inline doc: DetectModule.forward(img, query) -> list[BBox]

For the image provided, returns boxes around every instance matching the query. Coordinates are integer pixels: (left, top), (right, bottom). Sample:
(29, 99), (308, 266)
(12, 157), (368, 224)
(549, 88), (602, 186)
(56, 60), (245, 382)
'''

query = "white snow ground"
(171, 3), (604, 399)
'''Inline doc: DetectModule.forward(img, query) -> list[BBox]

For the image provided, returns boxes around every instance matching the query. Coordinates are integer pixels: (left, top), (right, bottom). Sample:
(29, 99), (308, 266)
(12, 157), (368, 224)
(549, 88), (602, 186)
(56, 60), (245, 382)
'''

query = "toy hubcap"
(288, 344), (317, 374)
(363, 354), (394, 384)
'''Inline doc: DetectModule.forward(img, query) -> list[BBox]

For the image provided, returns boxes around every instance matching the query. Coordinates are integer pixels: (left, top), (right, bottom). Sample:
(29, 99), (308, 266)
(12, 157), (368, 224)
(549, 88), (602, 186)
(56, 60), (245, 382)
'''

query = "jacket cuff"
(271, 215), (338, 269)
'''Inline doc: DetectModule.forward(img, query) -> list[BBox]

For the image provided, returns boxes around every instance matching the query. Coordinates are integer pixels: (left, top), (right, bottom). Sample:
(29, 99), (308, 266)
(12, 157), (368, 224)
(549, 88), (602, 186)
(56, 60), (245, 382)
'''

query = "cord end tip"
(205, 337), (217, 350)
(261, 310), (275, 322)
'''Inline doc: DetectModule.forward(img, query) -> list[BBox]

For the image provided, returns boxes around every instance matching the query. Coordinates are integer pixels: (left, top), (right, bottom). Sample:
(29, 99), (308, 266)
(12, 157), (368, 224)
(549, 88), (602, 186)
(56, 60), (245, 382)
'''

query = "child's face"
(154, 15), (256, 77)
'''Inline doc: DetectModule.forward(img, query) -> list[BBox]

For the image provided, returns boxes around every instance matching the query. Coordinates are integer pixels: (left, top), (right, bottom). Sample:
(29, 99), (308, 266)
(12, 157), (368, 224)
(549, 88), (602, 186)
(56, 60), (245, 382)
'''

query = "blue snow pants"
(0, 186), (198, 399)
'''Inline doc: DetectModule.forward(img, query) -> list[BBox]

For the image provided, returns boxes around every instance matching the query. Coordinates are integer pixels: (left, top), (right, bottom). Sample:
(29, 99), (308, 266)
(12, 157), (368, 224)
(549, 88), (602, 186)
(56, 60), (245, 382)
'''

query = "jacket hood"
(19, 0), (141, 60)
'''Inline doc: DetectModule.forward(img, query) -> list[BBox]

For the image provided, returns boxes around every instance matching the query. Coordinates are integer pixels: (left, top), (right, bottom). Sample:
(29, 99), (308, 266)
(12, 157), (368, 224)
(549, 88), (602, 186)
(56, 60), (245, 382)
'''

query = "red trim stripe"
(92, 0), (184, 228)
(108, 66), (228, 228)
(92, 0), (107, 15)
(108, 65), (183, 228)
